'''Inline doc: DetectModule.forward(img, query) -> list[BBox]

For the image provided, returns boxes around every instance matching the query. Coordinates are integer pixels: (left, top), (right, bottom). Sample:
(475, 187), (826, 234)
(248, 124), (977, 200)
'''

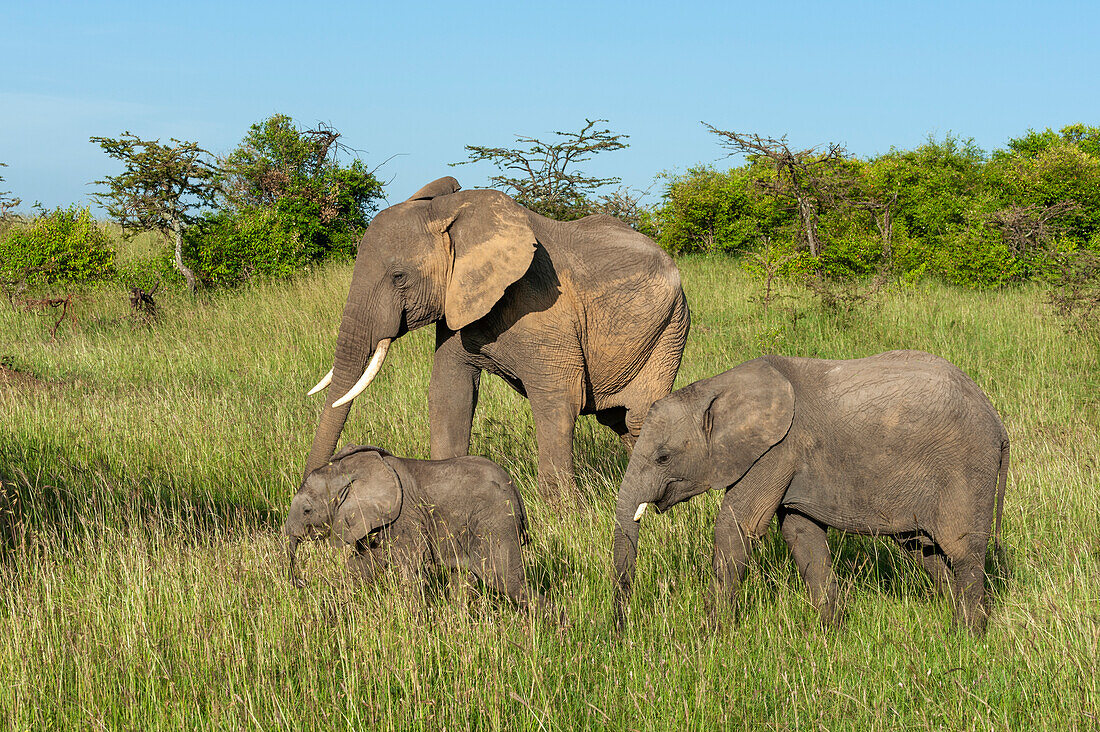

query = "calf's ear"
(705, 359), (794, 488)
(334, 452), (402, 544)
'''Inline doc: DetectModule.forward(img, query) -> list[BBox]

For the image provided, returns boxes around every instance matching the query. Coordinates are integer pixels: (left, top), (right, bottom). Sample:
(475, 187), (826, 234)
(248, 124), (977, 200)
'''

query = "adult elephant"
(304, 177), (690, 497)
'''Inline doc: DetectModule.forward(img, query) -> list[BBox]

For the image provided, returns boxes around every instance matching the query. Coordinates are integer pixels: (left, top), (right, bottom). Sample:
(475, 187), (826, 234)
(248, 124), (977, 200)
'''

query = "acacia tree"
(453, 119), (630, 221)
(221, 114), (385, 225)
(703, 123), (853, 256)
(90, 133), (220, 293)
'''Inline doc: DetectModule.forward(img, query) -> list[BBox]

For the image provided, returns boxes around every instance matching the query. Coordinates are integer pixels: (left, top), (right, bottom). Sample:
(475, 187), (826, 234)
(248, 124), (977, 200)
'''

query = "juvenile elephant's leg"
(447, 569), (476, 606)
(778, 508), (838, 626)
(528, 389), (581, 499)
(429, 328), (481, 460)
(893, 535), (951, 595)
(348, 545), (386, 586)
(391, 545), (433, 610)
(947, 552), (989, 635)
(708, 501), (755, 626)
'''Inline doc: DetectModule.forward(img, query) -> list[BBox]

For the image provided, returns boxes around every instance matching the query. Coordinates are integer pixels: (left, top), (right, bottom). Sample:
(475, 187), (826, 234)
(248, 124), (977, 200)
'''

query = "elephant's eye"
(303, 506), (313, 515)
(391, 271), (408, 287)
(655, 453), (671, 466)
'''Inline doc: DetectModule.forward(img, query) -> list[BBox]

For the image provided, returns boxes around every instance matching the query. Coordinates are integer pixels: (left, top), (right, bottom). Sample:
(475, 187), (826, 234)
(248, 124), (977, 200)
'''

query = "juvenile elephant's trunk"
(287, 536), (303, 587)
(612, 461), (654, 627)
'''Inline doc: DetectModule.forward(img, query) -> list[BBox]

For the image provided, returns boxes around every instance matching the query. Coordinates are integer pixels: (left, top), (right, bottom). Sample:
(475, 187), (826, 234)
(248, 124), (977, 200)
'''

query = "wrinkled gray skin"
(285, 444), (548, 612)
(613, 351), (1009, 635)
(304, 177), (689, 498)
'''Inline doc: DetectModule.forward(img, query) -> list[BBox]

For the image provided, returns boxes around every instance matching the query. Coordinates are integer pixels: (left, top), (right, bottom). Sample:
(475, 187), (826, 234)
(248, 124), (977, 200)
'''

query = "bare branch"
(453, 119), (629, 220)
(703, 122), (854, 257)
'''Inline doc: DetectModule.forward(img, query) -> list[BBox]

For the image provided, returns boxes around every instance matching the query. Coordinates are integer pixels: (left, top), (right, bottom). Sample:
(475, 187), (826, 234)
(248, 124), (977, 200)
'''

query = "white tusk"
(307, 368), (334, 396)
(331, 339), (392, 408)
(633, 503), (648, 522)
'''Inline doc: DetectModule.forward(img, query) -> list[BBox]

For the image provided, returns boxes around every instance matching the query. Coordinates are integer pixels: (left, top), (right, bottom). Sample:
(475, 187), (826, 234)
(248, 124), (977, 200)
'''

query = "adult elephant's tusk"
(306, 368), (334, 396)
(633, 502), (648, 522)
(331, 339), (392, 408)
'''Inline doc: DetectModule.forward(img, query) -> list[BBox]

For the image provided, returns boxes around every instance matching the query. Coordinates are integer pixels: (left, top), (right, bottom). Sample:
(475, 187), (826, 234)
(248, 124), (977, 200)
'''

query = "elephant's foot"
(537, 470), (579, 507)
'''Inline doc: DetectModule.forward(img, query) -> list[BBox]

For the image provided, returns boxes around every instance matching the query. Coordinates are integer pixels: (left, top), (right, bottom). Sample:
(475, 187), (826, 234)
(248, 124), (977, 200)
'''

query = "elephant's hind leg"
(893, 534), (951, 595)
(947, 550), (990, 635)
(778, 508), (839, 627)
(473, 538), (544, 614)
(608, 293), (689, 441)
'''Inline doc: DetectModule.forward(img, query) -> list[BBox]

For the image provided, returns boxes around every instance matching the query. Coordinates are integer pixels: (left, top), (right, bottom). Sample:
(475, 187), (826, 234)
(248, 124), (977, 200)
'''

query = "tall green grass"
(1, 256), (1098, 729)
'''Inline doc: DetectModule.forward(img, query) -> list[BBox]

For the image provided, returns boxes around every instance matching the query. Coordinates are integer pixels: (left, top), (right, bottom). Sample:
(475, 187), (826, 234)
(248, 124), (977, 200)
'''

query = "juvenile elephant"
(613, 351), (1009, 634)
(303, 177), (689, 497)
(285, 444), (546, 613)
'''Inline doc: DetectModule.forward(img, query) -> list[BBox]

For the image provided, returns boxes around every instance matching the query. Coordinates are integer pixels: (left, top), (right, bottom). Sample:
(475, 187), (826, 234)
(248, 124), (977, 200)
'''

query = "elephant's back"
(782, 351), (1003, 434)
(778, 351), (1006, 481)
(444, 455), (529, 530)
(543, 217), (687, 397)
(776, 352), (1006, 535)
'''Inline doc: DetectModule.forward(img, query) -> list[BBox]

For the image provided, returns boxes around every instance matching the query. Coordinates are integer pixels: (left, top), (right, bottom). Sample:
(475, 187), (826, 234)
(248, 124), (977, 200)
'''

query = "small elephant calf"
(285, 445), (546, 613)
(614, 351), (1009, 634)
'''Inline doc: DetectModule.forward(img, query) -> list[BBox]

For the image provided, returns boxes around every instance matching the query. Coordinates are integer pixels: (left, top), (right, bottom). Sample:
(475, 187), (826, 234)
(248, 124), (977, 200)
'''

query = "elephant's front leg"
(528, 388), (582, 500)
(348, 543), (386, 586)
(708, 499), (755, 627)
(429, 328), (482, 460)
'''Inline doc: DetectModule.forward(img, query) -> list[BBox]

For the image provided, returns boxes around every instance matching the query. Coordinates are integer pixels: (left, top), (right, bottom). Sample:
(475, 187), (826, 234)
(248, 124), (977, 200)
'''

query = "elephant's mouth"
(653, 479), (689, 514)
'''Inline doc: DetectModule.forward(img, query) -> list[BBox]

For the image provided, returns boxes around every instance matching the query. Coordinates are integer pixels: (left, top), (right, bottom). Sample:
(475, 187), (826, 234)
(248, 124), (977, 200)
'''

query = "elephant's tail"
(993, 438), (1009, 565)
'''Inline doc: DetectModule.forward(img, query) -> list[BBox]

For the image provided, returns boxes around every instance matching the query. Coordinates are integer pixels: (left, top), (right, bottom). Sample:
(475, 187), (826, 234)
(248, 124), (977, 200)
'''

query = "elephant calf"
(613, 351), (1009, 634)
(285, 444), (547, 613)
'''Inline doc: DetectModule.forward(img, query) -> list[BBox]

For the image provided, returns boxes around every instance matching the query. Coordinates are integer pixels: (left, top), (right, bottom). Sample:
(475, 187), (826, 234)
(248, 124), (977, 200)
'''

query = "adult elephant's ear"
(333, 451), (402, 544)
(704, 358), (795, 489)
(407, 176), (461, 201)
(441, 190), (538, 331)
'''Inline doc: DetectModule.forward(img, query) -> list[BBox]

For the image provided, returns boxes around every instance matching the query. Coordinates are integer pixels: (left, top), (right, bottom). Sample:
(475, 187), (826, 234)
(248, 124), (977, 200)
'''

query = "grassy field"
(1, 255), (1098, 729)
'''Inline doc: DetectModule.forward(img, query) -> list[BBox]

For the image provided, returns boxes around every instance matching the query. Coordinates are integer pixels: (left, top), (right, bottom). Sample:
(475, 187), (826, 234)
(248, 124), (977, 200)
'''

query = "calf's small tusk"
(633, 503), (648, 522)
(307, 368), (334, 396)
(331, 339), (392, 408)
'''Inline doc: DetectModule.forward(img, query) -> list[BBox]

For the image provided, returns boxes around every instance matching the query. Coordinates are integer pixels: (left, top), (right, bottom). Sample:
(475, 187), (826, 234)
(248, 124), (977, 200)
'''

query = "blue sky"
(2, 1), (1098, 211)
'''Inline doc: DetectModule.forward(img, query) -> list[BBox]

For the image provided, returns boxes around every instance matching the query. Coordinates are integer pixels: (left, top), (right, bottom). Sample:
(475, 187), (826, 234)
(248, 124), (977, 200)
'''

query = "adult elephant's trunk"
(303, 293), (392, 480)
(612, 460), (656, 626)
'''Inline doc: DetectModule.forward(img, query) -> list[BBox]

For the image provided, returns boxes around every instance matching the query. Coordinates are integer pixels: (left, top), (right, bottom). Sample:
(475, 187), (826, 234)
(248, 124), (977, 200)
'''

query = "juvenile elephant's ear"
(705, 358), (795, 489)
(407, 176), (461, 202)
(440, 190), (538, 331)
(333, 451), (402, 544)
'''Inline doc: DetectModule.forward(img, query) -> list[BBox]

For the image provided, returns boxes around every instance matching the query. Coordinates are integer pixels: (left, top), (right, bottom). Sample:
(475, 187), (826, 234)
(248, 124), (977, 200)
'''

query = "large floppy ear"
(439, 190), (538, 331)
(333, 451), (402, 544)
(705, 358), (795, 489)
(407, 176), (461, 202)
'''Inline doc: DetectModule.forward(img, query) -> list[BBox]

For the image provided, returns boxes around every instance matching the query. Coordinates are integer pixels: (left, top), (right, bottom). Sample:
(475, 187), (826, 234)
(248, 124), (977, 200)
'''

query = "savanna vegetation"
(2, 245), (1098, 728)
(1, 119), (1099, 727)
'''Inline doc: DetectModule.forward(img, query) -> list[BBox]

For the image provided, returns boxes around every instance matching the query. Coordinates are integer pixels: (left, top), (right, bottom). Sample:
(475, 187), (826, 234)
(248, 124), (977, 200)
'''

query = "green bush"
(114, 251), (180, 292)
(183, 207), (325, 287)
(894, 223), (1025, 288)
(0, 206), (116, 284)
(815, 232), (885, 279)
(647, 166), (789, 254)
